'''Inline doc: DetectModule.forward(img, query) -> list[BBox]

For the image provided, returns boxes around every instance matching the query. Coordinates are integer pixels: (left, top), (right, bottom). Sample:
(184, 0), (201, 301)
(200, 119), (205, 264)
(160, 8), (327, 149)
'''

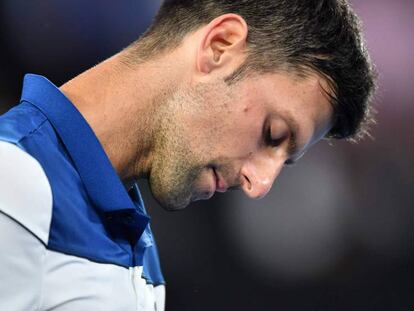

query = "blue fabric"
(0, 74), (165, 285)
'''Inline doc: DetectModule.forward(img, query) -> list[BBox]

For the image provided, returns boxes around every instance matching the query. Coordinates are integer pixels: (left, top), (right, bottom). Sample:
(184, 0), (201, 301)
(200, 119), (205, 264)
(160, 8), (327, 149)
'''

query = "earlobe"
(196, 14), (248, 75)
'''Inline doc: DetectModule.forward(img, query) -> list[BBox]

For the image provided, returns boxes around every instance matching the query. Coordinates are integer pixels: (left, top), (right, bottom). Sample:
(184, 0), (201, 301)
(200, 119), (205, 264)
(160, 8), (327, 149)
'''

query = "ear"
(196, 14), (248, 76)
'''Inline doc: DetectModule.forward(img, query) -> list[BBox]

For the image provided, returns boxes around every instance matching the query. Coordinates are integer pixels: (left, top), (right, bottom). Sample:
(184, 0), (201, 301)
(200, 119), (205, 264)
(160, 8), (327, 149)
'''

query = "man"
(0, 0), (375, 310)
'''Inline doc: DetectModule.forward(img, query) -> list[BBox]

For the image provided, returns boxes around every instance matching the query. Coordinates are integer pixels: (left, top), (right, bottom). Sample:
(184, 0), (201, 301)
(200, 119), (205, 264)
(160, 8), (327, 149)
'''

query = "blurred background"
(1, 0), (413, 310)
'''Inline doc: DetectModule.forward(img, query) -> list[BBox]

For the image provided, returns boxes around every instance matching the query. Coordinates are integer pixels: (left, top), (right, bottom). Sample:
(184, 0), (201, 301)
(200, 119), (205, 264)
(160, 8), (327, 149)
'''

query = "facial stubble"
(148, 85), (209, 211)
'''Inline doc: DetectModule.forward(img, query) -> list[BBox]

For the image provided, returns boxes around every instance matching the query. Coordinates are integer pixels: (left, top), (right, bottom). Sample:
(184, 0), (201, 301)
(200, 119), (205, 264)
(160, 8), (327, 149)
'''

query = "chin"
(148, 166), (211, 211)
(151, 189), (191, 212)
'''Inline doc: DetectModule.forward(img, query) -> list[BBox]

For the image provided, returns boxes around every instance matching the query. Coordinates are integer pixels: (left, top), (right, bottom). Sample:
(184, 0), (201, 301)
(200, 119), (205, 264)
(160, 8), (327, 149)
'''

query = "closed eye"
(264, 118), (299, 166)
(266, 127), (284, 147)
(266, 127), (299, 167)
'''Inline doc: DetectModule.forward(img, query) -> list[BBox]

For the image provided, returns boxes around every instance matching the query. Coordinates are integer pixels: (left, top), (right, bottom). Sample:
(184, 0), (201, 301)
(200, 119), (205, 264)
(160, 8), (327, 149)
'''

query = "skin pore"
(60, 14), (333, 210)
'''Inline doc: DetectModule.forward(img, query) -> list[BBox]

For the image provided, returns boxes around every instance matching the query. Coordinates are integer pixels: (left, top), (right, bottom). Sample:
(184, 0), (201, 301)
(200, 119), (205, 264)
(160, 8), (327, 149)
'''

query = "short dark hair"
(127, 0), (376, 141)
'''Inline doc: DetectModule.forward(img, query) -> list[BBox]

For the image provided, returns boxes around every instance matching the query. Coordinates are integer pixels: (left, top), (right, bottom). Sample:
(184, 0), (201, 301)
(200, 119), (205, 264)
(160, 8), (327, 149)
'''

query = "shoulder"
(0, 141), (53, 244)
(0, 102), (48, 144)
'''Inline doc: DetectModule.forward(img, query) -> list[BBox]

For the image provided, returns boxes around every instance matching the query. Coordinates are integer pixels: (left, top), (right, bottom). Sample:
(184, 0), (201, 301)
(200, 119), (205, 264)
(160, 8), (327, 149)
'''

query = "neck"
(60, 51), (181, 185)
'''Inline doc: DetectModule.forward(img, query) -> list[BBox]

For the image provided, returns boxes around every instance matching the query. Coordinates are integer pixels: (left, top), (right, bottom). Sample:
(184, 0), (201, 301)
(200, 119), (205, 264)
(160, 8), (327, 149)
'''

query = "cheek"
(184, 89), (265, 160)
(214, 114), (264, 158)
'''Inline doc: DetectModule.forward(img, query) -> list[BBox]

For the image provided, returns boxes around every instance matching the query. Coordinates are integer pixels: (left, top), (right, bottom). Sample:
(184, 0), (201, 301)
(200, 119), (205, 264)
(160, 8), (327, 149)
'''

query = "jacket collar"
(20, 74), (150, 233)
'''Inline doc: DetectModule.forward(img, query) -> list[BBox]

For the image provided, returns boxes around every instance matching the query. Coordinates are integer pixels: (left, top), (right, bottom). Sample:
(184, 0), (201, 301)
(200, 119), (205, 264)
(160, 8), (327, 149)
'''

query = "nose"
(240, 153), (284, 199)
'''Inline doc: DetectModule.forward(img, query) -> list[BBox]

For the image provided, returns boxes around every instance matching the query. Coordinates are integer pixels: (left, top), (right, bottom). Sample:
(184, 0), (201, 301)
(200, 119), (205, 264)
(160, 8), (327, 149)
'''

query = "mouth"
(213, 168), (228, 193)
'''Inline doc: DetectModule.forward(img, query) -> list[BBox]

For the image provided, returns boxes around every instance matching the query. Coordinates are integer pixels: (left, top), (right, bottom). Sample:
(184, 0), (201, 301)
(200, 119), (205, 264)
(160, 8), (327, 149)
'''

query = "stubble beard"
(148, 85), (206, 211)
(150, 137), (202, 211)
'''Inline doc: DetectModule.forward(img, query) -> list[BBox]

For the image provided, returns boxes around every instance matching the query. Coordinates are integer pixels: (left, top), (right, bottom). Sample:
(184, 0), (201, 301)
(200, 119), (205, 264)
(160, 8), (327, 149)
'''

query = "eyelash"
(266, 127), (283, 147)
(266, 127), (296, 167)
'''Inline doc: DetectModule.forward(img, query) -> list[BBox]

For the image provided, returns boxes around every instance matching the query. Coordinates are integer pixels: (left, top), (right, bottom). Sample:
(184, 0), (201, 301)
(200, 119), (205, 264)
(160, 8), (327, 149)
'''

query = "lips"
(213, 168), (228, 193)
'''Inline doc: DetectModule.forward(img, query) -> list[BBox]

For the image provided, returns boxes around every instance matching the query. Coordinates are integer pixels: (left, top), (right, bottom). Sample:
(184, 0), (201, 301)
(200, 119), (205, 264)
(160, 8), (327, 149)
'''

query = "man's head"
(122, 0), (376, 210)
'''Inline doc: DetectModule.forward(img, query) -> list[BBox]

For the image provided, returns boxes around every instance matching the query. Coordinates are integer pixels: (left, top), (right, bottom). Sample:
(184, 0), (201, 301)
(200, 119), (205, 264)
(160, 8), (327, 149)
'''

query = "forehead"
(241, 70), (332, 106)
